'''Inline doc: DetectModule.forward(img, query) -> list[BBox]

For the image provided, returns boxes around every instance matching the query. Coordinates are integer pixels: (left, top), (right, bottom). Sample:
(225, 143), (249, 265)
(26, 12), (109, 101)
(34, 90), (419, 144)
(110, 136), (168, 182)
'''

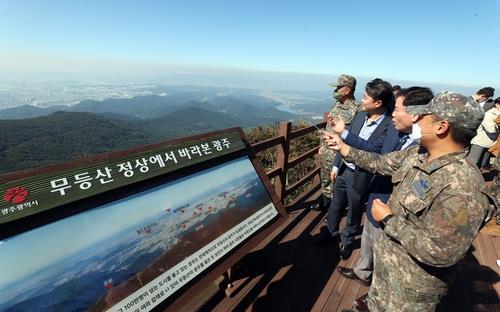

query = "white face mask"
(409, 122), (422, 141)
(409, 120), (439, 142)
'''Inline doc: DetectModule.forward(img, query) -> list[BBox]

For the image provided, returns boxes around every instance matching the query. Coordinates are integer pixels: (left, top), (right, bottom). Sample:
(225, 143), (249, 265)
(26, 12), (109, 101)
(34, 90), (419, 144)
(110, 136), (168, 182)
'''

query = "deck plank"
(211, 208), (313, 312)
(252, 209), (333, 312)
(213, 207), (325, 312)
(204, 205), (500, 312)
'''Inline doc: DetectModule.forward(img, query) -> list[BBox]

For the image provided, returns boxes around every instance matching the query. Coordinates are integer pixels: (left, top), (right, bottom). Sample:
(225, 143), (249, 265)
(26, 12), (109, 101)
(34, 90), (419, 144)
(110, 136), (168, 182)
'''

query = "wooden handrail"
(252, 136), (284, 153)
(266, 166), (282, 180)
(284, 167), (320, 198)
(288, 146), (320, 168)
(250, 119), (326, 207)
(289, 121), (326, 140)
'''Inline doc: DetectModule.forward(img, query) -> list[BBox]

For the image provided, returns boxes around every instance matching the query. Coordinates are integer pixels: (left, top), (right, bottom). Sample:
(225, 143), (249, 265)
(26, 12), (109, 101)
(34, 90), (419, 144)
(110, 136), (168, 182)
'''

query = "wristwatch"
(380, 214), (394, 229)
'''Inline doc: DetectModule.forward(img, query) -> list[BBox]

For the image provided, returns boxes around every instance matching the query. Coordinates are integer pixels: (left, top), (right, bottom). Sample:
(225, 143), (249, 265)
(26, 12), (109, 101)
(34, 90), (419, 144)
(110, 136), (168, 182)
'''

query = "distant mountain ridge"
(0, 105), (58, 119)
(0, 93), (297, 174)
(0, 93), (289, 120)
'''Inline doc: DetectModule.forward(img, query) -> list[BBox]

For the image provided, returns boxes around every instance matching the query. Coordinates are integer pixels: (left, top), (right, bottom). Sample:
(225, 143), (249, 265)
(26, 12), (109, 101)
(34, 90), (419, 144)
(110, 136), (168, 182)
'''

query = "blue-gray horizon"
(1, 1), (498, 88)
(0, 66), (486, 112)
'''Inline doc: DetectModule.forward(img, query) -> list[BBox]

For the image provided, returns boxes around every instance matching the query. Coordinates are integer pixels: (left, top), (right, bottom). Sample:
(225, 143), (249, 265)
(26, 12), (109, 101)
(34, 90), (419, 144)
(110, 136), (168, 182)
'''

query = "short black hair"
(392, 85), (402, 98)
(365, 78), (395, 112)
(400, 86), (434, 107)
(494, 97), (500, 105)
(431, 115), (476, 147)
(476, 87), (495, 98)
(449, 125), (476, 147)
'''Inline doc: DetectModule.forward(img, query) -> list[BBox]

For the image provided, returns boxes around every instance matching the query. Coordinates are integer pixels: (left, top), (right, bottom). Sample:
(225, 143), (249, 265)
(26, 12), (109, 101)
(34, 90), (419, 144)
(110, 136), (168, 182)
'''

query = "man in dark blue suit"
(331, 87), (434, 309)
(315, 79), (394, 259)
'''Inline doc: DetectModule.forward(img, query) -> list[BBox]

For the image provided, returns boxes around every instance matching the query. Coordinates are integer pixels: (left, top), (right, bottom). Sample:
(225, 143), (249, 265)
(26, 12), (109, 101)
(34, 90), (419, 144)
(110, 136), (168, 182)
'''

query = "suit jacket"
(332, 111), (391, 196)
(364, 125), (417, 227)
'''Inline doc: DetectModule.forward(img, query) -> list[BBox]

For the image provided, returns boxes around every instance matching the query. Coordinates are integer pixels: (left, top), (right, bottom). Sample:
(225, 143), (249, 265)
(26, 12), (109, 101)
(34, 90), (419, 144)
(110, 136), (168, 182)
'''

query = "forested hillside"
(0, 102), (302, 174)
(0, 112), (151, 173)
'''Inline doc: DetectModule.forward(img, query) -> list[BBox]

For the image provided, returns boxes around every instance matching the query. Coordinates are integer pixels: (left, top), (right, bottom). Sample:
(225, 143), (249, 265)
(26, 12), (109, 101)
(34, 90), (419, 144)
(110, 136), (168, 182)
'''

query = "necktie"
(395, 134), (409, 150)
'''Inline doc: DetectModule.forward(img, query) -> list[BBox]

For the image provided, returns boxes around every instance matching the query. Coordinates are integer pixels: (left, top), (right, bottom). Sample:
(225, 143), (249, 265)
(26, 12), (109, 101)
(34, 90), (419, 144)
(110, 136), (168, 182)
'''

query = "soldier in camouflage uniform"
(326, 92), (496, 311)
(318, 74), (362, 209)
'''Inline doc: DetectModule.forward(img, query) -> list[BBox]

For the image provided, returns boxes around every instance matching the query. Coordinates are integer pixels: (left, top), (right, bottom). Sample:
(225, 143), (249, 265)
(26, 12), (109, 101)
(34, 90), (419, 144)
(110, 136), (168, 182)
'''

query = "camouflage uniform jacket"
(321, 98), (362, 167)
(344, 145), (493, 309)
(330, 98), (362, 124)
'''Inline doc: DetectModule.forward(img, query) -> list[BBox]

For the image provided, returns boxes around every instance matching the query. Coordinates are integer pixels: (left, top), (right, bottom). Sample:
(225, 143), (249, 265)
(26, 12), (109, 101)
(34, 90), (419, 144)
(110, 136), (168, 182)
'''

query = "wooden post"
(275, 121), (291, 203)
(316, 111), (330, 184)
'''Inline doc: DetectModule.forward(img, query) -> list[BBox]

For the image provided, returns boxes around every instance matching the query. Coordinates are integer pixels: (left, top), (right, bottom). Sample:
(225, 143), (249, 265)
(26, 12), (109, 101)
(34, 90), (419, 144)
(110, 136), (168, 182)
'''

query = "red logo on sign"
(4, 186), (29, 204)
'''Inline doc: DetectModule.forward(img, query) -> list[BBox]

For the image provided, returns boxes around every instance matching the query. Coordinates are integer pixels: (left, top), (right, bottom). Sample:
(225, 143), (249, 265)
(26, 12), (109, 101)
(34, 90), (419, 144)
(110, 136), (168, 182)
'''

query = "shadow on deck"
(198, 191), (500, 312)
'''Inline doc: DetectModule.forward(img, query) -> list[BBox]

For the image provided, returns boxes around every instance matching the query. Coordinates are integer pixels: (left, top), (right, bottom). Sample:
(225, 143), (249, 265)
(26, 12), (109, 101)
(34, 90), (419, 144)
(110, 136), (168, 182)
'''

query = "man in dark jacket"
(314, 79), (394, 261)
(331, 87), (434, 310)
(326, 91), (494, 311)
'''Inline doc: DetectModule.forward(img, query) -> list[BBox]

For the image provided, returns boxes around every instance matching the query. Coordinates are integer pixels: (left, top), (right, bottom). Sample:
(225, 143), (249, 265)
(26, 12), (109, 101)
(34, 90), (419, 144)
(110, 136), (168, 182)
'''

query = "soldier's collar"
(416, 150), (467, 173)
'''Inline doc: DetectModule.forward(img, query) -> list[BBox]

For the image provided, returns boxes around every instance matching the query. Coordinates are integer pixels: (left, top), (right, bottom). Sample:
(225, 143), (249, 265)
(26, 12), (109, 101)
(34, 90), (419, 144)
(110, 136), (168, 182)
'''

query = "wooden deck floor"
(200, 195), (500, 312)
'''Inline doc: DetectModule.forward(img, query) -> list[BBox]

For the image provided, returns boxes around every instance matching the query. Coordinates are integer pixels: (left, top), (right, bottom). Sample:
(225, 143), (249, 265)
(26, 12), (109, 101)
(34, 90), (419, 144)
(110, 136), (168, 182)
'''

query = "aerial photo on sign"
(0, 156), (278, 312)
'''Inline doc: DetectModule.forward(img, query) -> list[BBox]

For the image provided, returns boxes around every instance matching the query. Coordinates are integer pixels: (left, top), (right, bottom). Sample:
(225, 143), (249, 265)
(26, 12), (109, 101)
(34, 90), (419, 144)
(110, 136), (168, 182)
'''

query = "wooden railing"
(250, 120), (327, 207)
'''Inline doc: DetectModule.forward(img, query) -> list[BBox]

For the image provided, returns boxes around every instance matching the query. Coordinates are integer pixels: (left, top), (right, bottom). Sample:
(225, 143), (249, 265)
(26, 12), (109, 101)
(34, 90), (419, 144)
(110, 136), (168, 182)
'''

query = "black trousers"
(326, 165), (366, 246)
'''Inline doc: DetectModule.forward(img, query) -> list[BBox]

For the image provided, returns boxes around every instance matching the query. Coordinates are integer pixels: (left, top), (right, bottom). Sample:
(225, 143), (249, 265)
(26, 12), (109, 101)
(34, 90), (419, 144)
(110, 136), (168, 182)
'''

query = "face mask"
(409, 122), (422, 141)
(332, 91), (342, 101)
(409, 120), (439, 142)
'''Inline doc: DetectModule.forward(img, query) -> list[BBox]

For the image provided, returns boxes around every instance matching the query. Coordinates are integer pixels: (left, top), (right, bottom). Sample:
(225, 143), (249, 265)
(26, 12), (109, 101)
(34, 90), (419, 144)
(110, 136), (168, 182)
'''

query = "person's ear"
(411, 114), (420, 123)
(434, 120), (450, 135)
(374, 99), (383, 109)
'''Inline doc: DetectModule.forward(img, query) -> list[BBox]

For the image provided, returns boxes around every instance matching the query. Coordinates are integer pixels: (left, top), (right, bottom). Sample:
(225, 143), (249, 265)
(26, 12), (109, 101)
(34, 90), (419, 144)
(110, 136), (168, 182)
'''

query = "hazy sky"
(0, 157), (256, 287)
(0, 0), (499, 87)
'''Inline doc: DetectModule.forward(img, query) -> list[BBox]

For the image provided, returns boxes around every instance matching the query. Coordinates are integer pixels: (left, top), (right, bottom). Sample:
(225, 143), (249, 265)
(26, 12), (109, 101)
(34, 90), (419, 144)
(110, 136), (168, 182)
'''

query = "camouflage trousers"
(367, 234), (448, 312)
(320, 148), (335, 199)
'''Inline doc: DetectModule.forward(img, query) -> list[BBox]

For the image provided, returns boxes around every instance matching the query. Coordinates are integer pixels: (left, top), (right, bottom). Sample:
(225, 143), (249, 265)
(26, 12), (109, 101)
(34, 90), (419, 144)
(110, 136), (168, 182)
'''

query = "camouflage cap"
(329, 74), (356, 89)
(406, 91), (484, 130)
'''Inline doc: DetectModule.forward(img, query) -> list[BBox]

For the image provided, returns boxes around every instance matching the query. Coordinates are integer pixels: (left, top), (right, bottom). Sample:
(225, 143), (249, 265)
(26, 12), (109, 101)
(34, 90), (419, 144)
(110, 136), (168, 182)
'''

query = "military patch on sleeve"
(411, 175), (432, 199)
